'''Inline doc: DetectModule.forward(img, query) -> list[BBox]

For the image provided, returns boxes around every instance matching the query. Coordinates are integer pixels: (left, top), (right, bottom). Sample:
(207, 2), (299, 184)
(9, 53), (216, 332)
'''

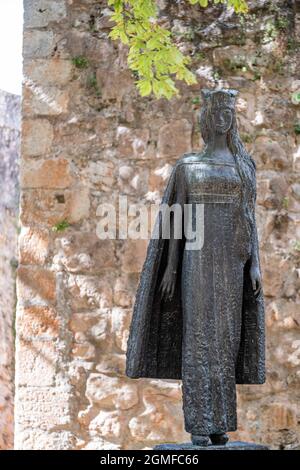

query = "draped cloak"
(126, 153), (265, 385)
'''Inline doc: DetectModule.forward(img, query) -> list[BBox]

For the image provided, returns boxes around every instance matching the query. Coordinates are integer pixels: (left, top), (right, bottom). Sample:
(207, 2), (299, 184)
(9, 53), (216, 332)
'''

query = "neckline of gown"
(183, 158), (237, 168)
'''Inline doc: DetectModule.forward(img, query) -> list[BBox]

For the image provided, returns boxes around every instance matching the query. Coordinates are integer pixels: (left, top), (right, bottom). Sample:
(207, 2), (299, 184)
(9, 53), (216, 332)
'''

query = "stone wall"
(16, 0), (300, 450)
(0, 90), (21, 449)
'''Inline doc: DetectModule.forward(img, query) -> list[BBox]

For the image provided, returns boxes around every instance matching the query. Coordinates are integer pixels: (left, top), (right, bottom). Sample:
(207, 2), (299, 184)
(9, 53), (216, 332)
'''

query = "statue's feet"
(191, 434), (211, 447)
(210, 432), (229, 445)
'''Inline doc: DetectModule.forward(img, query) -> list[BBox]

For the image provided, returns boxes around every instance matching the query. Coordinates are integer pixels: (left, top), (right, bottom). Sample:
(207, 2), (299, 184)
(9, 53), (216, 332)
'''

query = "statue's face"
(211, 106), (233, 135)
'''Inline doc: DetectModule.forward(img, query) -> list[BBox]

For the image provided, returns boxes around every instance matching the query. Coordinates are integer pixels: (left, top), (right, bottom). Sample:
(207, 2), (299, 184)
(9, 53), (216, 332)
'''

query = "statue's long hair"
(200, 103), (256, 239)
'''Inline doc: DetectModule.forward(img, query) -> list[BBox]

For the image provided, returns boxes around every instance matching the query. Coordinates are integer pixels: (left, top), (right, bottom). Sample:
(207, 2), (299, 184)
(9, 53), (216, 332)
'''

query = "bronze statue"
(126, 89), (265, 447)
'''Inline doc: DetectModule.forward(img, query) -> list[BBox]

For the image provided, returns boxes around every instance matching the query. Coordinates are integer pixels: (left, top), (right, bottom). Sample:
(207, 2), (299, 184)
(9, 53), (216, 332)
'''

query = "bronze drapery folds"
(126, 89), (265, 445)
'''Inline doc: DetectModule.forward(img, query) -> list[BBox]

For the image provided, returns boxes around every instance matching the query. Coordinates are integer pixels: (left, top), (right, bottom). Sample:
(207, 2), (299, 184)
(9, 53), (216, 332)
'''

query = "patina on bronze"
(126, 89), (265, 447)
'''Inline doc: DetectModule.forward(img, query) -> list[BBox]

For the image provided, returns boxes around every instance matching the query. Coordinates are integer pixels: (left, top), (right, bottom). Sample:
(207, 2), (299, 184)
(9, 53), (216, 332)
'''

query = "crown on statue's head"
(201, 88), (238, 109)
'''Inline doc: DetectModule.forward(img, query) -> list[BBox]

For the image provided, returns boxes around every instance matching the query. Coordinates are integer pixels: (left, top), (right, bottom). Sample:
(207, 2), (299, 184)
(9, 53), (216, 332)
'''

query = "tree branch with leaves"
(108, 0), (249, 99)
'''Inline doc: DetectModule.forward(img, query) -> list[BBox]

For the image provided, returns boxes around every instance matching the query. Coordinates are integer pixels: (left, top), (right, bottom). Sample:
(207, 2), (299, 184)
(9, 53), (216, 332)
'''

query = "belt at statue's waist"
(187, 193), (239, 204)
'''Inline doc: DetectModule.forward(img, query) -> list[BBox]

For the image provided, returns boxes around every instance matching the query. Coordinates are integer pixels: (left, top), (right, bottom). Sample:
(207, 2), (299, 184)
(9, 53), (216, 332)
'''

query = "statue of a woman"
(126, 89), (265, 447)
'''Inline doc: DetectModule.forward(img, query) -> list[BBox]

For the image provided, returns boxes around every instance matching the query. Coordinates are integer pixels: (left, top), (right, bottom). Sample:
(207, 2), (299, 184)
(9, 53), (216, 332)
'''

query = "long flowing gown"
(126, 151), (265, 436)
(177, 158), (250, 434)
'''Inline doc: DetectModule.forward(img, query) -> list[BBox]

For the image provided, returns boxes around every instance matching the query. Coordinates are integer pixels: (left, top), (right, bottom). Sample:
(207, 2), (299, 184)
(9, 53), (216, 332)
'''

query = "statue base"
(154, 441), (268, 450)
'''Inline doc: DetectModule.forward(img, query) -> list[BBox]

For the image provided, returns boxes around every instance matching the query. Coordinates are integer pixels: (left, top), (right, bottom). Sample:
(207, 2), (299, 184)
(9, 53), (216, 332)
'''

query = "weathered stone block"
(15, 398), (77, 448)
(20, 189), (68, 226)
(113, 275), (137, 308)
(91, 320), (110, 346)
(157, 119), (192, 158)
(23, 30), (56, 58)
(118, 165), (149, 196)
(66, 275), (113, 310)
(21, 159), (73, 189)
(148, 163), (173, 195)
(95, 354), (126, 377)
(24, 0), (67, 29)
(86, 373), (139, 410)
(15, 430), (78, 451)
(19, 227), (50, 265)
(17, 306), (60, 339)
(97, 70), (133, 104)
(69, 312), (99, 334)
(87, 160), (115, 190)
(128, 381), (187, 443)
(16, 340), (58, 386)
(22, 119), (53, 157)
(266, 403), (298, 430)
(69, 187), (90, 223)
(261, 252), (289, 298)
(66, 32), (115, 64)
(111, 307), (131, 352)
(117, 126), (150, 159)
(89, 410), (126, 439)
(267, 299), (300, 330)
(17, 266), (56, 305)
(254, 136), (289, 170)
(54, 233), (116, 273)
(23, 87), (69, 116)
(20, 187), (89, 227)
(120, 240), (148, 274)
(72, 342), (96, 361)
(24, 59), (73, 86)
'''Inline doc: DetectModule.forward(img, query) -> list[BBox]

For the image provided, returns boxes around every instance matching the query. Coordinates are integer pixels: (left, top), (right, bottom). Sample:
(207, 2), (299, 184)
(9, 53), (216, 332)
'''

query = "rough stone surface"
(0, 90), (20, 449)
(24, 0), (67, 29)
(15, 0), (300, 451)
(23, 30), (56, 59)
(22, 119), (54, 157)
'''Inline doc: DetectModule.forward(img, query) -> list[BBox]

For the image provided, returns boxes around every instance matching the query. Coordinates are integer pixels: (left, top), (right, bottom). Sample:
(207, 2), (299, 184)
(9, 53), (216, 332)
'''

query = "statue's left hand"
(250, 263), (262, 297)
(159, 265), (177, 301)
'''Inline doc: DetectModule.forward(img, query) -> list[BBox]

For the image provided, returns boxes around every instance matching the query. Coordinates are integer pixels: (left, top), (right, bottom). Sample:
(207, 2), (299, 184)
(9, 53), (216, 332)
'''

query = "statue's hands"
(250, 262), (262, 297)
(160, 265), (177, 301)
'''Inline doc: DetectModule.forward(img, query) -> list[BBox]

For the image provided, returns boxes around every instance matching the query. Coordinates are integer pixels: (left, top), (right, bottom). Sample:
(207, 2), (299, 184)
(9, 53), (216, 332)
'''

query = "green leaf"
(147, 37), (160, 50)
(119, 30), (129, 44)
(137, 79), (152, 96)
(107, 0), (249, 100)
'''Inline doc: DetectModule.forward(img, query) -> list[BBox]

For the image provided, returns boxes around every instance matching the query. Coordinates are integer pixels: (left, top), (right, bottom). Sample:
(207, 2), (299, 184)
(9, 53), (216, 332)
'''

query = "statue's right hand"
(159, 266), (177, 301)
